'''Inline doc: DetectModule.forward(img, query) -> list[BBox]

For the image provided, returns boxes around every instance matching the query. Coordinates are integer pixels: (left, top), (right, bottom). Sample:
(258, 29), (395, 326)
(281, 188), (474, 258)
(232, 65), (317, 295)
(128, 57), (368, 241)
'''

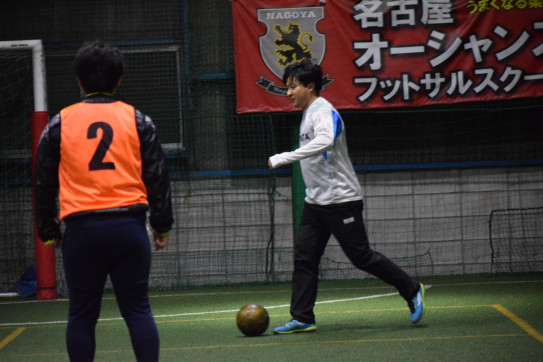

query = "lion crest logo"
(274, 22), (314, 66)
(256, 7), (328, 95)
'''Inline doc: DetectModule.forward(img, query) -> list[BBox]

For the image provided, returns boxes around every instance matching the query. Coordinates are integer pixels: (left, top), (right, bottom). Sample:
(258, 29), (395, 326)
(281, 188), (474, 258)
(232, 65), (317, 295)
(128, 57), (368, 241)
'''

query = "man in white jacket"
(269, 59), (425, 334)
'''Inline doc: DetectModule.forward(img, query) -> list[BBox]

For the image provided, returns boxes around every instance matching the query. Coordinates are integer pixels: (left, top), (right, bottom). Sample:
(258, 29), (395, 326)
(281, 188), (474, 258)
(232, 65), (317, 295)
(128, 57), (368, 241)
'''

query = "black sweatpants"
(290, 200), (419, 324)
(62, 213), (159, 362)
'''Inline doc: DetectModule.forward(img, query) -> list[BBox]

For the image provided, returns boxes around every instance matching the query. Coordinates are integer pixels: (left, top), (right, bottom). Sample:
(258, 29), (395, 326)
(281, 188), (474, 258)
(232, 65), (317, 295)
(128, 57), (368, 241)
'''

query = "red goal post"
(0, 39), (57, 300)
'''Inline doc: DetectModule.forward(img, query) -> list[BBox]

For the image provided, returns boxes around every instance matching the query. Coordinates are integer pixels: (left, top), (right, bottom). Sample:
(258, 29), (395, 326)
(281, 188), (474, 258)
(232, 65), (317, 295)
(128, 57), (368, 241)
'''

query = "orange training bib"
(58, 101), (148, 219)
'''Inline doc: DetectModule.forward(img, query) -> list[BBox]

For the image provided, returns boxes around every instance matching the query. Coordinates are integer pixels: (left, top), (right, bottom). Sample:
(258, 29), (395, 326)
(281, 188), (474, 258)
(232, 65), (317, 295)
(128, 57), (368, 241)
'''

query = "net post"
(32, 110), (57, 300)
(290, 127), (305, 245)
(27, 39), (57, 300)
(31, 40), (48, 112)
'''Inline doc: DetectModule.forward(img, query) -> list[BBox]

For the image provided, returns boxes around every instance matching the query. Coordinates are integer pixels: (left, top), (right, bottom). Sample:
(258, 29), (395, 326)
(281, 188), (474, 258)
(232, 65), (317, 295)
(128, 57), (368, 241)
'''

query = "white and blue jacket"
(269, 97), (362, 205)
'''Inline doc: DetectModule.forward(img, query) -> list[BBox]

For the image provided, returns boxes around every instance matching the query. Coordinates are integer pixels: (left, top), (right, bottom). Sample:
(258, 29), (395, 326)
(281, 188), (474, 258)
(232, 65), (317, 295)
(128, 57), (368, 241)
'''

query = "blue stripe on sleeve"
(332, 110), (342, 140)
(323, 110), (343, 161)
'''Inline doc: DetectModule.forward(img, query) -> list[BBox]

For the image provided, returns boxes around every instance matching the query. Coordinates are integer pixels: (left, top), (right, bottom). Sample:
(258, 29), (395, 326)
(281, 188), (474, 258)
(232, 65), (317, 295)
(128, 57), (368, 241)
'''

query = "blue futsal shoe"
(408, 283), (425, 324)
(273, 319), (317, 334)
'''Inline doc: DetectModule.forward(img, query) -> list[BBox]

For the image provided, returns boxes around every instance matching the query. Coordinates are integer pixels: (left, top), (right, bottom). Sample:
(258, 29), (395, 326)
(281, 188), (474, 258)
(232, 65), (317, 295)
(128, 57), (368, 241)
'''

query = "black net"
(490, 207), (543, 273)
(0, 48), (35, 291)
(0, 0), (542, 293)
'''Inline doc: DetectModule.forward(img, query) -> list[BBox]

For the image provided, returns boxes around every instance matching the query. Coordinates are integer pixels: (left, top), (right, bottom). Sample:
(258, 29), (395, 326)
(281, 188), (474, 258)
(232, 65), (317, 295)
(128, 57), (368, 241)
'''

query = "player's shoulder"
(308, 97), (336, 119)
(309, 97), (334, 112)
(134, 108), (156, 133)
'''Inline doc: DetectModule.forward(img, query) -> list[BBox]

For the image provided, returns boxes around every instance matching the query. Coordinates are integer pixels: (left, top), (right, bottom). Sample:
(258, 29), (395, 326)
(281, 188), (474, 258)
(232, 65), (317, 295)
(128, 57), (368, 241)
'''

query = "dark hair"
(74, 40), (124, 93)
(282, 59), (323, 95)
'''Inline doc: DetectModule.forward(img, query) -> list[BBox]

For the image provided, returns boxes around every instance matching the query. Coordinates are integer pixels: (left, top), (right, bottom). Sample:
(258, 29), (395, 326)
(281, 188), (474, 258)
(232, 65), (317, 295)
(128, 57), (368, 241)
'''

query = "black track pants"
(290, 200), (419, 324)
(62, 213), (159, 362)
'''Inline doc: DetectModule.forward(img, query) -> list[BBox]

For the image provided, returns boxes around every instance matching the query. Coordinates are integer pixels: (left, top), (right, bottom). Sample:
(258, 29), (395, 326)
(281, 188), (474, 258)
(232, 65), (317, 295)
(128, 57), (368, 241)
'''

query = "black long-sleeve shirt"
(35, 96), (174, 242)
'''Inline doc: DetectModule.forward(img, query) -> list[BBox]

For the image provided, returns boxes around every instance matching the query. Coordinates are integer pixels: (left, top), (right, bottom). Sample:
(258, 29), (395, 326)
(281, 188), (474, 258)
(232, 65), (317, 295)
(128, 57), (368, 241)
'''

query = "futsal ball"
(236, 303), (269, 337)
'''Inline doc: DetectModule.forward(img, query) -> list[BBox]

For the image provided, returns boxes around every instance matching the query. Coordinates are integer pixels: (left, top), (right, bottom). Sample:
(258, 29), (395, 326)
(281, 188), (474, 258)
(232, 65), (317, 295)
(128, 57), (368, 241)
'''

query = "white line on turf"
(0, 288), (414, 327)
(3, 278), (542, 306)
(4, 279), (543, 326)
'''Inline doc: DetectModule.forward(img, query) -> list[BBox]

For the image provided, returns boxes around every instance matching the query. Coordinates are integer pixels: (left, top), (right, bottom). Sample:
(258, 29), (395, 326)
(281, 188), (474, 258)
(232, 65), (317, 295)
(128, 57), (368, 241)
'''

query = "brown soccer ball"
(236, 303), (269, 337)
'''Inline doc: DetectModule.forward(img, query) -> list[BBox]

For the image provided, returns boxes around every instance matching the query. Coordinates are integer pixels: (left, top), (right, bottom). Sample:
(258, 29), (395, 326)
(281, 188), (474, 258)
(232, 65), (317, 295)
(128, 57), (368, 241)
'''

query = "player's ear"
(77, 78), (89, 95)
(112, 77), (122, 94)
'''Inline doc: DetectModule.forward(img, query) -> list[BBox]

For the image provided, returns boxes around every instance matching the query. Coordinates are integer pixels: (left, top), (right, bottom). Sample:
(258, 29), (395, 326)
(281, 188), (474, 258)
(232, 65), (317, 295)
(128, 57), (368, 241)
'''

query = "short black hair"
(74, 40), (124, 94)
(282, 59), (323, 95)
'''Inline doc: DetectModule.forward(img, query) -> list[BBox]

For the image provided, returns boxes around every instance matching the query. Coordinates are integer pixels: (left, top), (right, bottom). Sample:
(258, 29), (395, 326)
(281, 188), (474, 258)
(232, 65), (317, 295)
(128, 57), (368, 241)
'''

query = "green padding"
(291, 127), (305, 245)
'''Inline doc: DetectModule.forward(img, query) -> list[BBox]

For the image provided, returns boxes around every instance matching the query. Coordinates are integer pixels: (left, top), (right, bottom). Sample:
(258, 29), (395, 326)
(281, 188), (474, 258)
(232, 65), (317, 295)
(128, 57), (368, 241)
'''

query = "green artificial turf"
(1, 273), (542, 361)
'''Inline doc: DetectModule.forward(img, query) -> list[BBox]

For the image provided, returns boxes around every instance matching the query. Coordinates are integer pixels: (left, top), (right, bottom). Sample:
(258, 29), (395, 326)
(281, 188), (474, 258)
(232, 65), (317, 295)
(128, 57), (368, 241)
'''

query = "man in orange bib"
(35, 40), (173, 362)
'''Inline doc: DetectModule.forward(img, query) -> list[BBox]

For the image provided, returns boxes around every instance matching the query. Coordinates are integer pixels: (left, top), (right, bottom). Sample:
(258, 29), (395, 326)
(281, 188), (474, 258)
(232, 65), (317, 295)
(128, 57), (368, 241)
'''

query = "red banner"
(232, 0), (543, 113)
